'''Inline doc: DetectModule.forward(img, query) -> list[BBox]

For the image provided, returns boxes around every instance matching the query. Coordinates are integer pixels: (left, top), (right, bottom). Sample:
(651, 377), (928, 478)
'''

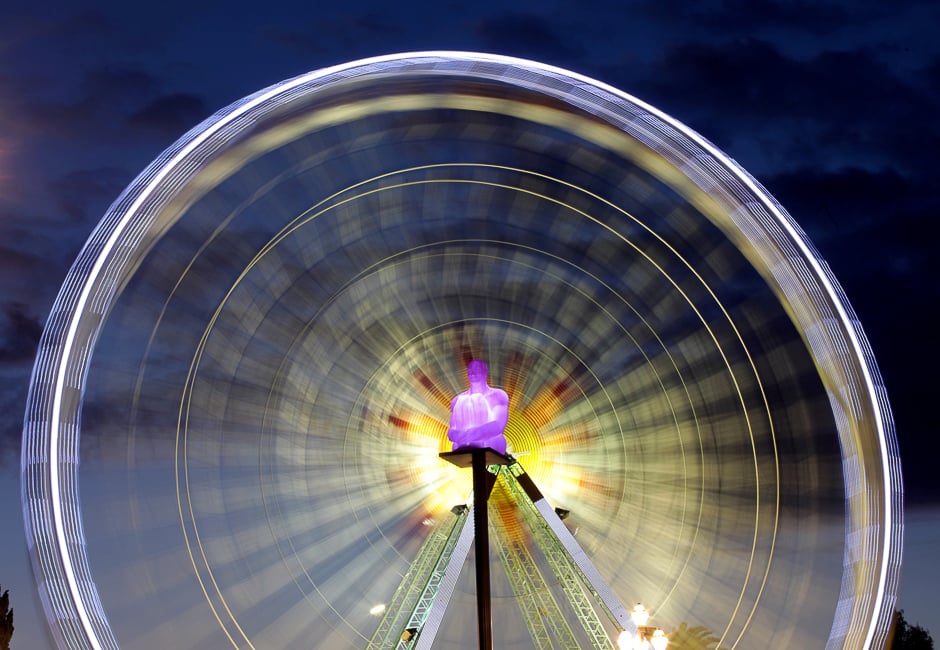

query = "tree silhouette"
(667, 622), (719, 650)
(892, 610), (934, 650)
(0, 586), (13, 650)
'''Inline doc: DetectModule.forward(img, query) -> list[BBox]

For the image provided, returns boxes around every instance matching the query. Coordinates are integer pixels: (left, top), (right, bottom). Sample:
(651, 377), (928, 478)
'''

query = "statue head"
(467, 359), (488, 385)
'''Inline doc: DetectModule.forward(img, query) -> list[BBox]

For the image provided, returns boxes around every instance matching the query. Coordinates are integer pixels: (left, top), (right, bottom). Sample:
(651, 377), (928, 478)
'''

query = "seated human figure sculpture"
(447, 359), (509, 455)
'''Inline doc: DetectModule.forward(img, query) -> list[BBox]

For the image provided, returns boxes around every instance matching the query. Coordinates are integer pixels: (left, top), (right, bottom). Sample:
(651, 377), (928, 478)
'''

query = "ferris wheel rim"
(21, 51), (901, 650)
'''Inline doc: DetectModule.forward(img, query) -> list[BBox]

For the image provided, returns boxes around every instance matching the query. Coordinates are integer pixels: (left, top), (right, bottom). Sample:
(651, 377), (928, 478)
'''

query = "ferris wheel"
(21, 52), (902, 649)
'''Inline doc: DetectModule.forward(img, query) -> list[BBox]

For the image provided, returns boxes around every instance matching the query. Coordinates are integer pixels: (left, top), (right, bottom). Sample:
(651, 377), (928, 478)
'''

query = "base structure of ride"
(367, 447), (657, 650)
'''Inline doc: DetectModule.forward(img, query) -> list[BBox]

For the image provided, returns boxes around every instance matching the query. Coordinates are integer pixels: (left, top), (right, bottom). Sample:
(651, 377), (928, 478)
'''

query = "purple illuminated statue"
(448, 359), (510, 454)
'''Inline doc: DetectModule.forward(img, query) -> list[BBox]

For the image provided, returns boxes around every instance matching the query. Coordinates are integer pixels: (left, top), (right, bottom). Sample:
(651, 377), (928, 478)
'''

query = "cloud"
(764, 166), (939, 505)
(48, 166), (130, 223)
(612, 38), (940, 179)
(638, 0), (858, 35)
(0, 379), (25, 465)
(42, 8), (114, 41)
(0, 242), (44, 281)
(699, 0), (853, 33)
(0, 202), (71, 331)
(926, 56), (940, 86)
(262, 9), (399, 56)
(0, 9), (114, 63)
(0, 10), (151, 133)
(79, 67), (160, 106)
(258, 8), (410, 64)
(0, 16), (193, 156)
(0, 303), (42, 365)
(475, 11), (585, 64)
(0, 303), (41, 465)
(127, 92), (209, 138)
(764, 166), (938, 342)
(766, 166), (937, 267)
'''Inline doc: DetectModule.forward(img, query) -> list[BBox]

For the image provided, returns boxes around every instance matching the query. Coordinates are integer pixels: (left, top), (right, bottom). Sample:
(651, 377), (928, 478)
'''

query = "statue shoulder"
(491, 388), (509, 405)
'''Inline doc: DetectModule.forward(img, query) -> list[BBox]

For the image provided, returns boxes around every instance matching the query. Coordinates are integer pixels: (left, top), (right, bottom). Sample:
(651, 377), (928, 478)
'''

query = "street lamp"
(623, 603), (668, 650)
(648, 629), (669, 650)
(631, 603), (650, 627)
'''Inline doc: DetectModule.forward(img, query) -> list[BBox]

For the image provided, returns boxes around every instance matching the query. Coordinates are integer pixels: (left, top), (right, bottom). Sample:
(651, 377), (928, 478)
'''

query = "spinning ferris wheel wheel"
(21, 52), (902, 649)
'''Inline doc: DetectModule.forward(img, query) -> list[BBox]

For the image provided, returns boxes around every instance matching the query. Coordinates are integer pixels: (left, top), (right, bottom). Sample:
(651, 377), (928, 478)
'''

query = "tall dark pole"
(471, 449), (493, 650)
(439, 447), (509, 650)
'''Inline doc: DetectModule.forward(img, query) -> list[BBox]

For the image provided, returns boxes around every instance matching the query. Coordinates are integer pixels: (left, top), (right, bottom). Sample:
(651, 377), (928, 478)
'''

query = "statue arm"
(488, 389), (509, 434)
(463, 389), (509, 439)
(447, 389), (509, 448)
(447, 395), (470, 444)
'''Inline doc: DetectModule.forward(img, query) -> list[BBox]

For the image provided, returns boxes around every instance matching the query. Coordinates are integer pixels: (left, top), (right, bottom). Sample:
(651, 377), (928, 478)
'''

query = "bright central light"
(617, 630), (633, 649)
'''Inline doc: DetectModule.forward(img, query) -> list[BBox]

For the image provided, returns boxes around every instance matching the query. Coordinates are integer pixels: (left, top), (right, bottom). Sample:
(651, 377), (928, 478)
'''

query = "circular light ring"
(20, 52), (901, 649)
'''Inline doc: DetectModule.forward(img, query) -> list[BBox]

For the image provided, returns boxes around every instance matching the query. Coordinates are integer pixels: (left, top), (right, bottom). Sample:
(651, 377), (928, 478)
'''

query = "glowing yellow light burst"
(540, 461), (584, 502)
(503, 409), (543, 473)
(407, 371), (594, 515)
(510, 374), (592, 504)
(406, 413), (472, 514)
(403, 403), (578, 515)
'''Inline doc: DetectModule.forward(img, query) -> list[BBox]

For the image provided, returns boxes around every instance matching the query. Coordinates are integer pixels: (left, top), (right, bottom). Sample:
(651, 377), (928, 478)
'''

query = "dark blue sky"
(1, 0), (938, 646)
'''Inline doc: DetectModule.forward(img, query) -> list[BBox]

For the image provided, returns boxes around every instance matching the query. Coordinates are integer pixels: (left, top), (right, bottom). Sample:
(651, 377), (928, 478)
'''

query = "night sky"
(1, 1), (938, 647)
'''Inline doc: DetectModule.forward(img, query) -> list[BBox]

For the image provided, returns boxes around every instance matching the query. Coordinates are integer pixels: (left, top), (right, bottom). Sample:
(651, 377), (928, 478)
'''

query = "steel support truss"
(367, 457), (634, 649)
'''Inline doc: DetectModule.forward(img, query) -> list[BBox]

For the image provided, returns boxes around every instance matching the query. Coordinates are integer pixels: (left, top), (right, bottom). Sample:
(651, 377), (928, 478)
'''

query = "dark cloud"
(765, 166), (938, 343)
(126, 93), (210, 137)
(766, 167), (938, 279)
(0, 9), (114, 62)
(770, 167), (922, 235)
(765, 166), (939, 505)
(49, 167), (130, 223)
(0, 303), (41, 365)
(0, 12), (189, 155)
(701, 0), (853, 33)
(924, 55), (940, 89)
(260, 11), (402, 58)
(614, 38), (940, 179)
(0, 306), (32, 467)
(638, 0), (859, 34)
(630, 38), (802, 126)
(0, 213), (74, 314)
(43, 8), (114, 41)
(0, 379), (24, 465)
(0, 12), (122, 112)
(0, 244), (44, 281)
(475, 11), (585, 64)
(79, 67), (159, 106)
(262, 27), (330, 56)
(0, 64), (171, 167)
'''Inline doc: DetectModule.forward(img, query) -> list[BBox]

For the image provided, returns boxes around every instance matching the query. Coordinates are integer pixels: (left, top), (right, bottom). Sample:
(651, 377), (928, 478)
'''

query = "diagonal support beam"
(510, 466), (634, 636)
(411, 507), (476, 650)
